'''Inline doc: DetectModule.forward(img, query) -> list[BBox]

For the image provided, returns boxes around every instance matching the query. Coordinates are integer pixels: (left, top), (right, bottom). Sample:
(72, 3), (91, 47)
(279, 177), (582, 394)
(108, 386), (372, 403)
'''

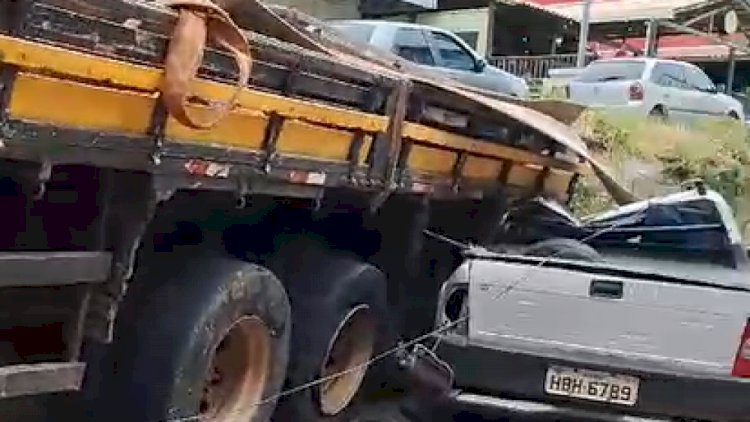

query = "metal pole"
(727, 47), (736, 93)
(576, 0), (593, 67)
(644, 19), (659, 57)
(485, 0), (497, 57)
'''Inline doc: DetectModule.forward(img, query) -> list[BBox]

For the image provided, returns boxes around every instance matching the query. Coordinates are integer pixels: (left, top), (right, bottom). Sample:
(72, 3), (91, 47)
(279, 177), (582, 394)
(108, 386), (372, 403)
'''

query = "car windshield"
(576, 61), (646, 82)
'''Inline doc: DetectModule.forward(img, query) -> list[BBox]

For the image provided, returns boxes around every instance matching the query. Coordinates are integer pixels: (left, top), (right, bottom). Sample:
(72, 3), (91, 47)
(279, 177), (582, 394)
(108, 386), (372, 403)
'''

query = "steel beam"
(682, 6), (731, 28)
(0, 362), (86, 398)
(0, 252), (111, 287)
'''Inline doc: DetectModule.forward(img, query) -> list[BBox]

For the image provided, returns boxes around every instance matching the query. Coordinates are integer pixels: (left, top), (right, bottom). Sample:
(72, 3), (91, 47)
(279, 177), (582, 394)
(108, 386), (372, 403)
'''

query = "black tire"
(269, 238), (388, 421)
(90, 250), (291, 422)
(728, 111), (741, 120)
(523, 238), (602, 262)
(649, 106), (667, 121)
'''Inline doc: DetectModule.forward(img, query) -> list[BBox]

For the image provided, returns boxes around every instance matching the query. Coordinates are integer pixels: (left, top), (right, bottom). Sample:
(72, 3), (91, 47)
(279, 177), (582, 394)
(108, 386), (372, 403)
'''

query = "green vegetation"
(572, 111), (750, 240)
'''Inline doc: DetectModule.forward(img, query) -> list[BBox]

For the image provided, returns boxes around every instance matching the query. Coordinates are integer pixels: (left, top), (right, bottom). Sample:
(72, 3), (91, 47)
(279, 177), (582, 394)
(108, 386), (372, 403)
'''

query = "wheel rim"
(318, 304), (376, 416)
(200, 316), (272, 421)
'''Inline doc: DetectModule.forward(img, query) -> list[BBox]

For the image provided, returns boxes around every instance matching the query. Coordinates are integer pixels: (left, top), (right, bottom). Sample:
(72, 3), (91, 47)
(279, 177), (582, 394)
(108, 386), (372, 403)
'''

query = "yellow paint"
(506, 164), (541, 188)
(463, 156), (502, 180)
(276, 120), (353, 162)
(0, 35), (586, 178)
(359, 135), (373, 165)
(544, 169), (574, 195)
(8, 72), (364, 162)
(503, 165), (572, 198)
(408, 145), (456, 175)
(0, 35), (389, 133)
(404, 123), (582, 173)
(8, 73), (155, 135)
(165, 106), (267, 149)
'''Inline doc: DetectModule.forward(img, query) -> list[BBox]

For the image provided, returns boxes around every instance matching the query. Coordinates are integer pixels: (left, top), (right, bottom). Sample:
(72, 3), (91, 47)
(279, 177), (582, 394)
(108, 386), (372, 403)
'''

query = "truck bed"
(0, 0), (587, 202)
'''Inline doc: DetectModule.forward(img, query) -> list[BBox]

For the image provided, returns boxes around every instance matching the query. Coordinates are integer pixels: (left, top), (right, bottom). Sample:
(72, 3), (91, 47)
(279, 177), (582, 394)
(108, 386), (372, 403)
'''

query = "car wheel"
(648, 106), (667, 121)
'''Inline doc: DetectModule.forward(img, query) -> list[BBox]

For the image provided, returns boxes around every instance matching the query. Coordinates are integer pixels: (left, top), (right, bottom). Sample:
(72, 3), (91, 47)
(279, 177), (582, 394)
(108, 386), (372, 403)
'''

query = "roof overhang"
(543, 0), (716, 24)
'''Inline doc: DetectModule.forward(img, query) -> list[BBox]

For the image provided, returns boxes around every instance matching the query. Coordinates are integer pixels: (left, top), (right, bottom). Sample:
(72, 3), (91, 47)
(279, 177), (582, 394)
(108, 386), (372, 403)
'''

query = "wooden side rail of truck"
(0, 1), (612, 420)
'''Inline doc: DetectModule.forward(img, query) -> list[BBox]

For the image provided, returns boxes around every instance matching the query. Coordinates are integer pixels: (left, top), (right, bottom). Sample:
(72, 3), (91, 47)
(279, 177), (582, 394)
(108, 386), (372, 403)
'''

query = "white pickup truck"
(434, 188), (750, 421)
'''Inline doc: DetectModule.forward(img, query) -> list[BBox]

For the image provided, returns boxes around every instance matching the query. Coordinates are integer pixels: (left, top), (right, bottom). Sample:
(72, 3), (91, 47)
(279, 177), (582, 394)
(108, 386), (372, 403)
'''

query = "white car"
(569, 58), (744, 122)
(328, 20), (530, 99)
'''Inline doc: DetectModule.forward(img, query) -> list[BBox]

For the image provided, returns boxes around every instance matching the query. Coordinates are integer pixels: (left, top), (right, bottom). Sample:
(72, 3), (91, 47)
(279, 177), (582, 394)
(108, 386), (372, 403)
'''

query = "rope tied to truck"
(162, 0), (251, 129)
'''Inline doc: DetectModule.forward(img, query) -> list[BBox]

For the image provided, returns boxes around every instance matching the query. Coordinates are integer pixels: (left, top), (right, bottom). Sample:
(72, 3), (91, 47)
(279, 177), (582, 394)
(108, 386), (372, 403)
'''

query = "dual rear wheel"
(87, 242), (386, 422)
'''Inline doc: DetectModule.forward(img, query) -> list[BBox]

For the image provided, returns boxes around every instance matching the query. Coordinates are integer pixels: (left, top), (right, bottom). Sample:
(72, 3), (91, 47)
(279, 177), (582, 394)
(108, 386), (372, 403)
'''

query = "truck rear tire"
(523, 238), (602, 262)
(93, 251), (291, 422)
(269, 241), (387, 421)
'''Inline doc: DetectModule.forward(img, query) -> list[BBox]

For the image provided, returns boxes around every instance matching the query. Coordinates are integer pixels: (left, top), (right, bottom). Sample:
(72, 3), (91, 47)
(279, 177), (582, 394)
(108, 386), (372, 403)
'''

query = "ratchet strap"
(162, 0), (251, 129)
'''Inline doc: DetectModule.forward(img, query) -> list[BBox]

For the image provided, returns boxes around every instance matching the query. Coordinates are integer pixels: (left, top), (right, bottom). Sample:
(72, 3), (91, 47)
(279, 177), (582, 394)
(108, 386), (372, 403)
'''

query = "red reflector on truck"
(732, 322), (750, 378)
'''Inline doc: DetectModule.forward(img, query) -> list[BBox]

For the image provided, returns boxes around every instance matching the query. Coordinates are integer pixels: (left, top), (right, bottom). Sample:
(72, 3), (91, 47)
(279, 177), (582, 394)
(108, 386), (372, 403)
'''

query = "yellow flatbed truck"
(0, 1), (616, 421)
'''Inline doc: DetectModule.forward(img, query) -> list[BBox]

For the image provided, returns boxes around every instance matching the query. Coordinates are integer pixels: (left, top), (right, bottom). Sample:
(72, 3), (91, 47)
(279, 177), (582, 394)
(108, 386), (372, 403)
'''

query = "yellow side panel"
(359, 135), (373, 165)
(409, 145), (456, 175)
(165, 106), (268, 150)
(276, 120), (353, 162)
(544, 169), (574, 195)
(0, 35), (389, 133)
(507, 164), (541, 188)
(403, 122), (583, 173)
(8, 73), (155, 135)
(463, 156), (502, 180)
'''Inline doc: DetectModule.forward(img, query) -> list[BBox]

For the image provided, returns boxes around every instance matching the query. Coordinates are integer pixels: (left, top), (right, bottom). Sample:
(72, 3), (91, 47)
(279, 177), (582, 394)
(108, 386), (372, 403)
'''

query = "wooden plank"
(0, 362), (85, 398)
(0, 40), (390, 131)
(19, 0), (578, 160)
(22, 4), (376, 108)
(403, 124), (584, 173)
(0, 252), (111, 287)
(29, 0), (384, 86)
(9, 72), (156, 135)
(0, 42), (585, 182)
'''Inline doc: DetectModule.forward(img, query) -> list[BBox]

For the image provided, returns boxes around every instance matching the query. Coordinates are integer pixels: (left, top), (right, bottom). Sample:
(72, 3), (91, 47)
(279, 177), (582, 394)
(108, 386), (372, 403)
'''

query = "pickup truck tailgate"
(468, 259), (750, 377)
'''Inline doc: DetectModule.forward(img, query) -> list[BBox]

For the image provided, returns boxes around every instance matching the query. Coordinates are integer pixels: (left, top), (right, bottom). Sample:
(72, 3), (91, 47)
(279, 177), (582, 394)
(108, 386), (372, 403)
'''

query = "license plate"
(544, 366), (640, 406)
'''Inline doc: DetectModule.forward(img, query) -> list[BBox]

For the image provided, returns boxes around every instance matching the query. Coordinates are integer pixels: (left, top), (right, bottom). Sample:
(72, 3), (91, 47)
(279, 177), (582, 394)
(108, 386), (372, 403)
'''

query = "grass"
(572, 111), (750, 241)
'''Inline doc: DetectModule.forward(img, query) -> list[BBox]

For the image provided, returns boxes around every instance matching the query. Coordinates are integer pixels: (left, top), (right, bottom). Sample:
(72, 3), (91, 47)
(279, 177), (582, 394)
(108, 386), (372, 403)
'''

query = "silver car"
(569, 58), (744, 122)
(328, 20), (530, 98)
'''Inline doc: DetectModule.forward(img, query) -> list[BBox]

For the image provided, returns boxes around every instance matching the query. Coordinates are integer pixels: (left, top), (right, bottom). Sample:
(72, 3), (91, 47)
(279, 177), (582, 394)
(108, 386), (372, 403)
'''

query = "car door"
(648, 62), (690, 121)
(389, 27), (437, 70)
(684, 65), (726, 118)
(424, 30), (491, 91)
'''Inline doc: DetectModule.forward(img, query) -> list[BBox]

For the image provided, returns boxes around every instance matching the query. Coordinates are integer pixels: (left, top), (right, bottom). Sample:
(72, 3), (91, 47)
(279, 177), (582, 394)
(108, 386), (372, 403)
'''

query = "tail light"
(732, 320), (750, 377)
(629, 82), (644, 101)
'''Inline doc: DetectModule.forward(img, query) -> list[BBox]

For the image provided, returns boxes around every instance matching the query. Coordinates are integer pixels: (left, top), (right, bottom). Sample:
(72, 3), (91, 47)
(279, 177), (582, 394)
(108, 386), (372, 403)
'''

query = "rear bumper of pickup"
(438, 342), (750, 421)
(451, 393), (668, 421)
